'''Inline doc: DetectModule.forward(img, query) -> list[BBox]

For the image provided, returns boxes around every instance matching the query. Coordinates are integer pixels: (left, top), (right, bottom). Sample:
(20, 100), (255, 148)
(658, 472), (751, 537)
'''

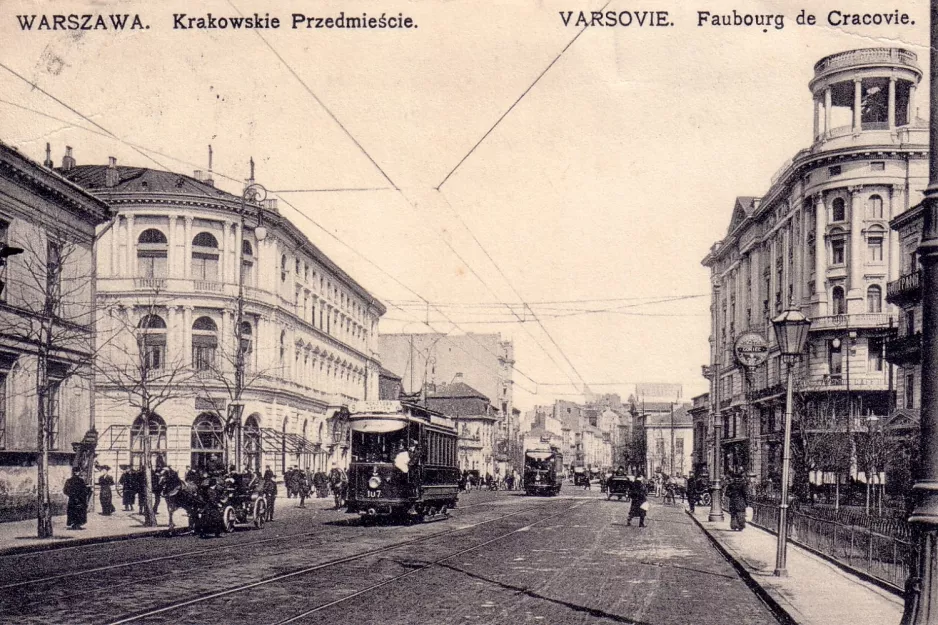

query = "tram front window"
(352, 429), (408, 463)
(525, 457), (553, 471)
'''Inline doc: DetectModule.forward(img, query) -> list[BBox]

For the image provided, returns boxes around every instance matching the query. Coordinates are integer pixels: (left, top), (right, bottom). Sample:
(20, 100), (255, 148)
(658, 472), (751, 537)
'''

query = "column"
(889, 185), (903, 281)
(110, 216), (120, 277)
(888, 77), (897, 130)
(183, 217), (193, 279)
(168, 216), (178, 278)
(125, 214), (135, 277)
(824, 87), (832, 136)
(813, 98), (820, 140)
(815, 193), (826, 301)
(849, 186), (864, 298)
(233, 221), (242, 288)
(220, 220), (231, 283)
(168, 306), (179, 365)
(909, 83), (917, 123)
(853, 79), (862, 133)
(182, 306), (193, 366)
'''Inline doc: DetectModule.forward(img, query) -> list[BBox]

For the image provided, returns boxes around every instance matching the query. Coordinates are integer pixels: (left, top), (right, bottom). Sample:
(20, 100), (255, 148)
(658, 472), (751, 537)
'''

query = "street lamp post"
(771, 306), (811, 578)
(233, 177), (267, 472)
(709, 281), (724, 522)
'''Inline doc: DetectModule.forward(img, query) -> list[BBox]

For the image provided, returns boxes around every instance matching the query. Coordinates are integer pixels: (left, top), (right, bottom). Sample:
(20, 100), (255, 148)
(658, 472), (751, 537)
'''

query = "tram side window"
(352, 429), (407, 462)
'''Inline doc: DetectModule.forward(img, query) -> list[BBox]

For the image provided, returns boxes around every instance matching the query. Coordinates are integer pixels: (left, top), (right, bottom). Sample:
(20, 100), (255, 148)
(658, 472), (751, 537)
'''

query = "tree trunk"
(36, 342), (53, 539)
(140, 411), (157, 527)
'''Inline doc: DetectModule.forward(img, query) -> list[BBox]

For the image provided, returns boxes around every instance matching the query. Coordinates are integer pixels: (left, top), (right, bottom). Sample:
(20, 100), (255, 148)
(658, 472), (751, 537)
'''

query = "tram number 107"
(366, 490), (382, 498)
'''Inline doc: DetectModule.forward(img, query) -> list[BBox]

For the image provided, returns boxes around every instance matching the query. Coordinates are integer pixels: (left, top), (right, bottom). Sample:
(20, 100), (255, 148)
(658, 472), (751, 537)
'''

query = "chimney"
(105, 156), (119, 188)
(193, 169), (204, 181)
(205, 145), (214, 187)
(43, 143), (53, 168)
(61, 146), (75, 171)
(454, 373), (464, 383)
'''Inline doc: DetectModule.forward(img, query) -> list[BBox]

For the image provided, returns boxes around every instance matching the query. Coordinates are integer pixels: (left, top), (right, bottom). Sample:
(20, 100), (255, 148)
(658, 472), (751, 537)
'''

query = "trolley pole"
(903, 2), (938, 620)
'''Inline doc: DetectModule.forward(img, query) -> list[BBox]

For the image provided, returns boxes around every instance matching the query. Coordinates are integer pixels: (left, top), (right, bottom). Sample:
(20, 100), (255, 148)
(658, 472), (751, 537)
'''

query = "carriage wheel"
(223, 506), (237, 533)
(253, 499), (267, 530)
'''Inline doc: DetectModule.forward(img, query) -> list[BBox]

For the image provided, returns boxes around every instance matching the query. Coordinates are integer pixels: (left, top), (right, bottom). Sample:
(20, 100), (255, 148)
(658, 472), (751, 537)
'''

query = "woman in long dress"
(98, 468), (115, 516)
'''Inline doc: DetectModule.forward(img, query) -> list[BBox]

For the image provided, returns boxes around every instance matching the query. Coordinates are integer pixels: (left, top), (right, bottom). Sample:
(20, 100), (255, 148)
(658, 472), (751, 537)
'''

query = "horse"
(158, 468), (205, 533)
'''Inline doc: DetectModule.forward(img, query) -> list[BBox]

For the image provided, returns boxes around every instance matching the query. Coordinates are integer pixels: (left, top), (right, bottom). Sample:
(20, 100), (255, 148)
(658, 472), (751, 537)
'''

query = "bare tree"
(95, 293), (196, 527)
(791, 390), (852, 504)
(0, 226), (97, 538)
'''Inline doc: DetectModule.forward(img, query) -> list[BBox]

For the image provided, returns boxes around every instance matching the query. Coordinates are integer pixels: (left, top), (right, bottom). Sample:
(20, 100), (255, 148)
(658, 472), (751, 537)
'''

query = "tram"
(523, 445), (563, 496)
(346, 400), (460, 522)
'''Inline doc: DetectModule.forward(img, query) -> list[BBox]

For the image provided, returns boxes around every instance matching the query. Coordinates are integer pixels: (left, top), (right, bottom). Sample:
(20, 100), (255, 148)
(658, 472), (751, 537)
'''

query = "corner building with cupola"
(58, 152), (386, 476)
(702, 48), (928, 494)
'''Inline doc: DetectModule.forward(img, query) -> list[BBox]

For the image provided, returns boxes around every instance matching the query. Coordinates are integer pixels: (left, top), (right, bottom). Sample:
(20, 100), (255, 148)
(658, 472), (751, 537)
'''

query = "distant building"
(378, 366), (404, 401)
(643, 405), (694, 478)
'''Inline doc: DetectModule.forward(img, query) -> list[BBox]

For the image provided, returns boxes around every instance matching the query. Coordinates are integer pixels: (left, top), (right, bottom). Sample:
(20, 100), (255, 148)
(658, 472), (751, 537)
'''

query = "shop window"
(191, 412), (224, 471)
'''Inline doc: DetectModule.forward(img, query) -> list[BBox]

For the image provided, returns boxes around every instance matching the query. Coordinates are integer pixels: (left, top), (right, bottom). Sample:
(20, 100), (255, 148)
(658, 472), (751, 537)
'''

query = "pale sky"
(0, 0), (930, 409)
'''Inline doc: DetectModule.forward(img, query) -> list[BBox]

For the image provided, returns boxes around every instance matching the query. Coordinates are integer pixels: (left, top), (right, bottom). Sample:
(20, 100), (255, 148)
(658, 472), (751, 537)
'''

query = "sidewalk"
(686, 507), (904, 625)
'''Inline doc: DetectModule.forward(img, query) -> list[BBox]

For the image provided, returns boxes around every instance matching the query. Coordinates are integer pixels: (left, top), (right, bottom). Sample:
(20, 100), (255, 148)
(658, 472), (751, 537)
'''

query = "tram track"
(0, 495), (517, 592)
(102, 499), (585, 625)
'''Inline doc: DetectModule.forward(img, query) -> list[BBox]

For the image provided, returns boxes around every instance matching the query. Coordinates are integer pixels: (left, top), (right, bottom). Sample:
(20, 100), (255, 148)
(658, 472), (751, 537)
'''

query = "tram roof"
(349, 400), (455, 433)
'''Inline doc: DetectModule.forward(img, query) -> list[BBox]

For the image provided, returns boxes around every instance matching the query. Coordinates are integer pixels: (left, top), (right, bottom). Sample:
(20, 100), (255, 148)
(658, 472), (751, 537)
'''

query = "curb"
(0, 527), (170, 557)
(685, 508), (798, 625)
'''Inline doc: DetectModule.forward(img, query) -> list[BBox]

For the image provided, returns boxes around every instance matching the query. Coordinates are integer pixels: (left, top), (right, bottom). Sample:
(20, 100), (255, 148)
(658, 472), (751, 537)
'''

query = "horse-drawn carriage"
(161, 469), (267, 537)
(572, 466), (590, 487)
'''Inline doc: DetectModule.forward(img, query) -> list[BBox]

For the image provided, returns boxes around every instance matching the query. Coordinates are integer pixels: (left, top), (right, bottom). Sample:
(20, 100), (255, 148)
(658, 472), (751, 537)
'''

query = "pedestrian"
(329, 465), (345, 509)
(505, 473), (514, 491)
(627, 476), (648, 527)
(263, 465), (274, 482)
(263, 471), (278, 521)
(727, 473), (750, 531)
(686, 473), (699, 513)
(98, 466), (115, 516)
(118, 467), (134, 511)
(297, 470), (311, 508)
(134, 468), (146, 514)
(151, 467), (163, 515)
(63, 467), (90, 530)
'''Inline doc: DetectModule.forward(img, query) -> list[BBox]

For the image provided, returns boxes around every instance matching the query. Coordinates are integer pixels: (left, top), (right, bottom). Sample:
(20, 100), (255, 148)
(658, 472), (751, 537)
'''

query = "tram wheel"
(223, 506), (237, 533)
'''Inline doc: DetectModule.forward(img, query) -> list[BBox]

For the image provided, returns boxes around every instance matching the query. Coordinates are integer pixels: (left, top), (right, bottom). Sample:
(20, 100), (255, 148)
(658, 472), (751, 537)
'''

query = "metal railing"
(748, 499), (912, 591)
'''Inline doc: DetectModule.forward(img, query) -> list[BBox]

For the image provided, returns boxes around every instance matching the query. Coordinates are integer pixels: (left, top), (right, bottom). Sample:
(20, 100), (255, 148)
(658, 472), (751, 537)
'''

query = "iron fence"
(748, 499), (912, 592)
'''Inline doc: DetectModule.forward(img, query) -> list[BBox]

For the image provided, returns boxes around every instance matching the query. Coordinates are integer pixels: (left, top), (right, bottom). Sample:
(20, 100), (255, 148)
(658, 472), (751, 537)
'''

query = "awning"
(525, 450), (553, 460)
(260, 428), (322, 455)
(350, 417), (406, 433)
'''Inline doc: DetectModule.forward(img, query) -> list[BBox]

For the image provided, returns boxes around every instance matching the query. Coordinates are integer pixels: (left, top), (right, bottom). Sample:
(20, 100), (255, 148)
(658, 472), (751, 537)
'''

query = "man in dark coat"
(686, 473), (699, 513)
(627, 476), (648, 527)
(119, 468), (135, 511)
(727, 474), (750, 531)
(98, 467), (115, 516)
(64, 467), (90, 530)
(263, 472), (278, 521)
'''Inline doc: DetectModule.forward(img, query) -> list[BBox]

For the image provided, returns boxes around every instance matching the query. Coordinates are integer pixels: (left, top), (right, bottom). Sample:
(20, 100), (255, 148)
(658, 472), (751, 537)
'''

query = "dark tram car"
(347, 400), (460, 522)
(523, 446), (563, 496)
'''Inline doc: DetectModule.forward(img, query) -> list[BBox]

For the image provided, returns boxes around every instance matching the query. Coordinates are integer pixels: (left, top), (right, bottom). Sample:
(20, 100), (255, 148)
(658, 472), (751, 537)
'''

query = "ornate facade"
(59, 155), (385, 476)
(702, 48), (928, 489)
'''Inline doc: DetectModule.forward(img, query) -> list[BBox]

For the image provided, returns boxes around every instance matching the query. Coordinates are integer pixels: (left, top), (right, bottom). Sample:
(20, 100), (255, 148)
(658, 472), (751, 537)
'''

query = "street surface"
(0, 489), (780, 624)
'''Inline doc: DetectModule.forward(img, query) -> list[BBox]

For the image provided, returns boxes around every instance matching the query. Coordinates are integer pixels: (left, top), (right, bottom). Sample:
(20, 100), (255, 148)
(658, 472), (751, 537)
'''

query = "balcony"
(814, 48), (919, 76)
(887, 271), (921, 306)
(809, 313), (894, 331)
(134, 278), (166, 291)
(798, 374), (891, 393)
(193, 280), (224, 293)
(886, 332), (921, 366)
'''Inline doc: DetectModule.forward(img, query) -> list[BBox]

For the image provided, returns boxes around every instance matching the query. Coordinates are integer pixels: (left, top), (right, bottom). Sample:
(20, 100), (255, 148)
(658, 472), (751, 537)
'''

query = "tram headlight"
(368, 476), (382, 490)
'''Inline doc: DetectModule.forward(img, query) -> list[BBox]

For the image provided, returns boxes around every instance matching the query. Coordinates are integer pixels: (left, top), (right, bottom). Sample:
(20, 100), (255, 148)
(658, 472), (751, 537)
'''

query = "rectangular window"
(829, 165), (842, 177)
(871, 161), (885, 171)
(139, 253), (167, 278)
(868, 237), (883, 262)
(869, 337), (884, 372)
(828, 340), (843, 377)
(907, 310), (916, 334)
(832, 239), (846, 265)
(907, 373), (915, 409)
(192, 344), (216, 370)
(192, 256), (218, 281)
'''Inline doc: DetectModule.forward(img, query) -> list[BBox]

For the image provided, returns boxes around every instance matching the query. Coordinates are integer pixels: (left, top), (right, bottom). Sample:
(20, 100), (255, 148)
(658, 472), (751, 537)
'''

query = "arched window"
(831, 197), (846, 222)
(281, 254), (288, 282)
(868, 195), (884, 220)
(242, 240), (254, 285)
(137, 229), (168, 278)
(867, 285), (882, 313)
(191, 412), (224, 471)
(279, 330), (286, 366)
(130, 412), (167, 468)
(138, 314), (166, 370)
(244, 414), (262, 473)
(192, 316), (218, 370)
(192, 232), (219, 281)
(832, 286), (846, 316)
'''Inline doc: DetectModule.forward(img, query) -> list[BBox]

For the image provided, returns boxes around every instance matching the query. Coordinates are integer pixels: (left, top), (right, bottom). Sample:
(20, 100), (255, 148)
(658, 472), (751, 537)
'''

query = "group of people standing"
(283, 466), (348, 509)
(457, 471), (518, 492)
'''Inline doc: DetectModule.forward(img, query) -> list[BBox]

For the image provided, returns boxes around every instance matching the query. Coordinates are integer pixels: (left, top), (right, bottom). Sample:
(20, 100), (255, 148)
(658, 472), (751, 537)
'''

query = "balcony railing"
(809, 313), (894, 331)
(134, 278), (166, 291)
(814, 48), (919, 75)
(886, 331), (921, 366)
(193, 280), (224, 293)
(798, 374), (890, 392)
(886, 271), (921, 306)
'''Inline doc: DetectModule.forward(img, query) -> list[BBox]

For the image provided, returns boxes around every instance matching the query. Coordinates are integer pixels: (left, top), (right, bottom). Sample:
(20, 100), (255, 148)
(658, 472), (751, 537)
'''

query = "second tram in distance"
(346, 400), (460, 522)
(523, 445), (563, 496)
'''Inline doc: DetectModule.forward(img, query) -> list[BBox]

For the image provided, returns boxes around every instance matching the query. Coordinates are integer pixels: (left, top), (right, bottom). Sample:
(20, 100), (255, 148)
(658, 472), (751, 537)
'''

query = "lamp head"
(254, 226), (267, 242)
(772, 307), (811, 357)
